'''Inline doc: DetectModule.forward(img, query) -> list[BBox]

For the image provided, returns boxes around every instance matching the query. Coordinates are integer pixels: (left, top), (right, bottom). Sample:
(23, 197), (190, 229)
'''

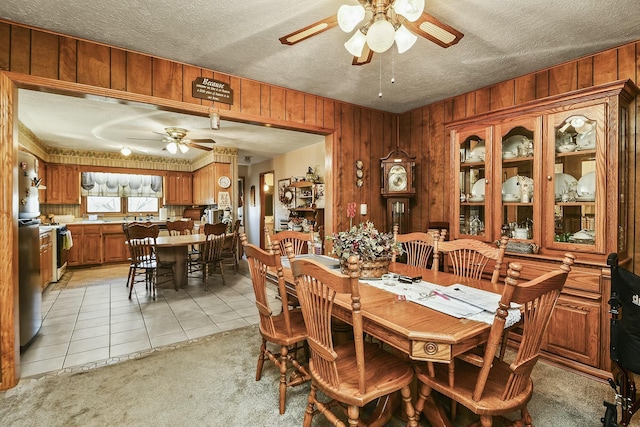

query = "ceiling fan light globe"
(394, 24), (417, 53)
(337, 4), (366, 33)
(178, 143), (189, 153)
(344, 30), (367, 57)
(393, 0), (425, 22)
(166, 141), (178, 154)
(120, 147), (132, 156)
(367, 19), (396, 53)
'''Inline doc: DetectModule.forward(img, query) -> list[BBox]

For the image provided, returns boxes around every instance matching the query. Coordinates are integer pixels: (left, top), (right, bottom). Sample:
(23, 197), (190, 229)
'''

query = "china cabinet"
(448, 80), (638, 377)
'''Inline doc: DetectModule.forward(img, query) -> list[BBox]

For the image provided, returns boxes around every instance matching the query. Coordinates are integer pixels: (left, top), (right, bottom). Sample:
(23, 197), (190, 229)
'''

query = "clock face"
(388, 165), (408, 191)
(218, 175), (231, 189)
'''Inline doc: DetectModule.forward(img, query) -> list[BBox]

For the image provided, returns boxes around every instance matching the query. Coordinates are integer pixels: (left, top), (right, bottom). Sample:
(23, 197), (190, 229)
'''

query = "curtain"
(81, 172), (163, 197)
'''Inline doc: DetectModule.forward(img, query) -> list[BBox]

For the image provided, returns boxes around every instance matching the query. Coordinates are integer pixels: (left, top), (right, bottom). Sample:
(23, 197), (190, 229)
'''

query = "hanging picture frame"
(250, 185), (256, 207)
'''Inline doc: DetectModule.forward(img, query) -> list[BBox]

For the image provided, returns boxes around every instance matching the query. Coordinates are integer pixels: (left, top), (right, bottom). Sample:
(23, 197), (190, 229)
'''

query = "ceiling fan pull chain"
(378, 53), (383, 98)
(391, 47), (396, 84)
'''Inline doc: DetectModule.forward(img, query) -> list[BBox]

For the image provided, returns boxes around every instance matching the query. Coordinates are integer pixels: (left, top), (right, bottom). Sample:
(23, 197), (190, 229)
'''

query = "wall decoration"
(278, 178), (293, 207)
(356, 159), (364, 188)
(250, 185), (256, 207)
(218, 191), (231, 209)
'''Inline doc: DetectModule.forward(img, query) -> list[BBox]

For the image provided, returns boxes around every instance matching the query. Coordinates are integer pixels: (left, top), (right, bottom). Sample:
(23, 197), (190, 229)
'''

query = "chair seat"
(415, 358), (533, 416)
(260, 308), (307, 346)
(312, 342), (415, 408)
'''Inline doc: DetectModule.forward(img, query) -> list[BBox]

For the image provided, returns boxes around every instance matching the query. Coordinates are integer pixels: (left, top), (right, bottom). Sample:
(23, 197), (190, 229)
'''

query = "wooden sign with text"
(192, 77), (234, 104)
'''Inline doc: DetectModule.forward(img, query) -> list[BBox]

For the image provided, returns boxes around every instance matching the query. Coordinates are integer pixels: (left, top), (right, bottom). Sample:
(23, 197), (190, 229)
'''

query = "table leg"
(157, 246), (188, 289)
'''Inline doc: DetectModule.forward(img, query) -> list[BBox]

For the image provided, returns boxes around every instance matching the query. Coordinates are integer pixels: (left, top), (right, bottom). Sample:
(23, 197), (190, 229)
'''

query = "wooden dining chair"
(166, 219), (197, 276)
(204, 222), (228, 236)
(240, 233), (310, 415)
(126, 223), (176, 300)
(392, 224), (440, 269)
(433, 235), (509, 285)
(289, 254), (419, 427)
(195, 232), (226, 291)
(414, 254), (575, 427)
(433, 235), (512, 377)
(265, 227), (313, 255)
(220, 219), (241, 274)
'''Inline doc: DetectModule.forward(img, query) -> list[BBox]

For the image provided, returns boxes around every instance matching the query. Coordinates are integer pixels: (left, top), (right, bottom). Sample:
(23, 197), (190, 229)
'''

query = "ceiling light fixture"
(338, 0), (424, 55)
(178, 142), (189, 153)
(166, 141), (178, 154)
(210, 111), (221, 130)
(120, 147), (132, 156)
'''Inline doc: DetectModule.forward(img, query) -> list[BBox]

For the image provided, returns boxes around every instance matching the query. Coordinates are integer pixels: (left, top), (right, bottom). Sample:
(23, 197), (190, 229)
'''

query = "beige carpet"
(0, 324), (623, 426)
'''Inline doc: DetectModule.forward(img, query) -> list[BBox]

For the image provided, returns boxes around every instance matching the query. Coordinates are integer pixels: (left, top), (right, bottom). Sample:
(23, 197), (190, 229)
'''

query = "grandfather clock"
(380, 148), (416, 234)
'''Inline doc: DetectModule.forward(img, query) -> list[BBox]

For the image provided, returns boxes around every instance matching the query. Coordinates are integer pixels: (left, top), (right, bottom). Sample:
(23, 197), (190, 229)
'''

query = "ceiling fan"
(130, 127), (216, 154)
(279, 0), (463, 65)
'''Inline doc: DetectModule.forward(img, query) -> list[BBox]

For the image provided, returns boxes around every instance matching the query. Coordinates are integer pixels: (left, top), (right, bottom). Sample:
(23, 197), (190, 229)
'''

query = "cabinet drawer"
(101, 223), (125, 234)
(504, 256), (601, 293)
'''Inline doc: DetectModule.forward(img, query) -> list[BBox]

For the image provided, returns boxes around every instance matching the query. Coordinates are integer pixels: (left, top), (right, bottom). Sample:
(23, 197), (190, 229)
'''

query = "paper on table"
(361, 279), (485, 318)
(439, 284), (521, 311)
(361, 279), (521, 327)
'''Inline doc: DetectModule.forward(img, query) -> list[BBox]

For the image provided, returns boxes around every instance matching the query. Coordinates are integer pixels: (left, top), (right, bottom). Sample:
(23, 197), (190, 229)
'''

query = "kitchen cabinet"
(193, 162), (232, 206)
(45, 164), (80, 204)
(67, 224), (102, 266)
(102, 224), (128, 263)
(39, 230), (53, 291)
(447, 80), (638, 377)
(193, 163), (214, 205)
(164, 171), (193, 205)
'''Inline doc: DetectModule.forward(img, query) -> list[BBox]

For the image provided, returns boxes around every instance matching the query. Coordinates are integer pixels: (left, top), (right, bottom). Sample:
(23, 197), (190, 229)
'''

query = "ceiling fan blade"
(185, 142), (213, 152)
(153, 130), (169, 136)
(126, 137), (162, 141)
(352, 45), (374, 66)
(279, 15), (338, 45)
(189, 138), (216, 144)
(404, 12), (464, 48)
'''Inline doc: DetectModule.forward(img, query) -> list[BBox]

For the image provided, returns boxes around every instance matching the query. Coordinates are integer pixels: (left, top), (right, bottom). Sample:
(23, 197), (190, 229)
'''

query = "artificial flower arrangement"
(328, 221), (403, 264)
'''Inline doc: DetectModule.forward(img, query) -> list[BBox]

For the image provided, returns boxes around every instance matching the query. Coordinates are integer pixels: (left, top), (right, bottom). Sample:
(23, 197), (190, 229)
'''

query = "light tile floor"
(20, 261), (273, 378)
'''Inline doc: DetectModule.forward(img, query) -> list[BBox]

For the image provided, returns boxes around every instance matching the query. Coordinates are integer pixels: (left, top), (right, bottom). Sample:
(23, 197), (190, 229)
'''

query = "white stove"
(46, 224), (69, 282)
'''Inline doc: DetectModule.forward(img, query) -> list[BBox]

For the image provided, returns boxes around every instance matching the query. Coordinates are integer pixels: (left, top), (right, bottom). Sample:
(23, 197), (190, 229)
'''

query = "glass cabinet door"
(545, 105), (605, 253)
(452, 126), (492, 240)
(495, 116), (541, 242)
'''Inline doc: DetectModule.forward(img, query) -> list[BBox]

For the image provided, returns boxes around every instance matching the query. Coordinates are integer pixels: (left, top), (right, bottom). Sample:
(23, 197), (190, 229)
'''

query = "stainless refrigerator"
(18, 151), (42, 349)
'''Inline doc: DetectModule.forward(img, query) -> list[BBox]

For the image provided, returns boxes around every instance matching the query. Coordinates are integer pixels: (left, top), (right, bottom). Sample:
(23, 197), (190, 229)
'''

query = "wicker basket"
(340, 257), (390, 279)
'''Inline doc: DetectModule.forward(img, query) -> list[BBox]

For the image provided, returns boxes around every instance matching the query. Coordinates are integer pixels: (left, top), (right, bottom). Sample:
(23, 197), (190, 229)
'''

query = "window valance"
(81, 172), (163, 198)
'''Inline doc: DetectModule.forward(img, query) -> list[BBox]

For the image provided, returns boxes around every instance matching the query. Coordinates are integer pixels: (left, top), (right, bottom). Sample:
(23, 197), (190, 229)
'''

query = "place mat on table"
(360, 279), (521, 327)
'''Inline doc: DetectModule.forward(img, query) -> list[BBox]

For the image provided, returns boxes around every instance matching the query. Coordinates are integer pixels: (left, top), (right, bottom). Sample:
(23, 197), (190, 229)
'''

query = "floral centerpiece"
(328, 221), (403, 278)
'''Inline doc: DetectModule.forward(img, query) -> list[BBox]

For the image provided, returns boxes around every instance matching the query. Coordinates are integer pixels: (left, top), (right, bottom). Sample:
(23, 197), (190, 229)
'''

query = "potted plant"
(328, 221), (403, 278)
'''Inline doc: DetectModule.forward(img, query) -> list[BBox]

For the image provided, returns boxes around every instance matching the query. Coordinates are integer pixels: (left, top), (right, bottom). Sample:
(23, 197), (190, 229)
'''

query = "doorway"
(259, 171), (275, 249)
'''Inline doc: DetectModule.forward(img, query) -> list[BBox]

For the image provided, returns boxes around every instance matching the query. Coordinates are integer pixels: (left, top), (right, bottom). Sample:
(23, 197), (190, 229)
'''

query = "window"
(128, 197), (159, 213)
(86, 196), (121, 213)
(82, 172), (162, 214)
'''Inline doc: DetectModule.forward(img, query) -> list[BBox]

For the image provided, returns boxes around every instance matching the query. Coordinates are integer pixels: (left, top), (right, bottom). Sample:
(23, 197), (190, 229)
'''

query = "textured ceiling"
(3, 1), (640, 162)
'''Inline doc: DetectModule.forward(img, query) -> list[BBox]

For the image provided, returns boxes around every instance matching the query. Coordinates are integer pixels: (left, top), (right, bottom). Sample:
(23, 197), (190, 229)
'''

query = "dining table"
(155, 233), (207, 289)
(277, 256), (508, 426)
